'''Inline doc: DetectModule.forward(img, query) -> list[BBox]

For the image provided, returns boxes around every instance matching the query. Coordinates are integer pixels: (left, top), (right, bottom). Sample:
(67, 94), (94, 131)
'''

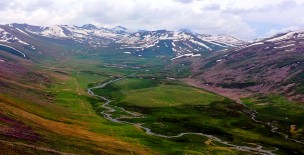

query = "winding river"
(87, 76), (292, 155)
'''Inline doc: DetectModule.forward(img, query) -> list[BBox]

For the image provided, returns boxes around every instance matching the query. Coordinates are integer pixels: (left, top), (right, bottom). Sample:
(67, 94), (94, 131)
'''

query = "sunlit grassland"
(110, 78), (225, 107)
(123, 85), (223, 107)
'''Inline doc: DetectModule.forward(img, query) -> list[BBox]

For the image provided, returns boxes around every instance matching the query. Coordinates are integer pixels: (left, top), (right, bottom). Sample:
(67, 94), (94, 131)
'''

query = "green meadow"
(110, 78), (224, 107)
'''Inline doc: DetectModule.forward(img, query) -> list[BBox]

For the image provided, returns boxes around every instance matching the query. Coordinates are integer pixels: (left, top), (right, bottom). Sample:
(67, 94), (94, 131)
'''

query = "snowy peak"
(41, 25), (69, 38)
(112, 26), (127, 31)
(178, 28), (195, 34)
(111, 26), (136, 34)
(81, 24), (99, 30)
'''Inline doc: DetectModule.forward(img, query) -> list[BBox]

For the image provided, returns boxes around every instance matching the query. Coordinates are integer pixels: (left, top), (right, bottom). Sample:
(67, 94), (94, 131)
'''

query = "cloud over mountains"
(0, 0), (303, 40)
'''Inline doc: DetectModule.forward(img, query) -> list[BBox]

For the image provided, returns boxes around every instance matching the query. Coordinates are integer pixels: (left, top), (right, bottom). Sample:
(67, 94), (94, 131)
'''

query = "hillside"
(186, 30), (304, 102)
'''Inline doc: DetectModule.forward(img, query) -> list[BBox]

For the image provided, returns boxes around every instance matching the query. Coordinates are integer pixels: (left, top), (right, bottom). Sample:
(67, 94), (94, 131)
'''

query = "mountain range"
(0, 23), (245, 59)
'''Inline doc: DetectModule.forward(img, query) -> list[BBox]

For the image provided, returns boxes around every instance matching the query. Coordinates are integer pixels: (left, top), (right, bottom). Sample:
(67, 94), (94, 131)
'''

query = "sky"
(0, 0), (303, 40)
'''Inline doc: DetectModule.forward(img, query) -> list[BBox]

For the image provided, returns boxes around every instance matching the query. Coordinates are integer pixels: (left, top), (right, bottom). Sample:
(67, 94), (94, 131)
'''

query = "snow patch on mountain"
(189, 39), (212, 50)
(171, 53), (201, 60)
(198, 34), (245, 47)
(274, 44), (295, 49)
(16, 28), (29, 36)
(0, 28), (31, 45)
(265, 30), (304, 42)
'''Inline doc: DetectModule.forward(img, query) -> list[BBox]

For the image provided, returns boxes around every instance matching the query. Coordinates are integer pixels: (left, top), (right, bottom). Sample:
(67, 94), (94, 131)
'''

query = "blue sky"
(0, 0), (303, 40)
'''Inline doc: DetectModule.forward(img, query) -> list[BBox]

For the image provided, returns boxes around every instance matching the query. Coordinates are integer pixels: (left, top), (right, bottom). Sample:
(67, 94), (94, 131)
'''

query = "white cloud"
(0, 0), (303, 40)
(174, 0), (194, 4)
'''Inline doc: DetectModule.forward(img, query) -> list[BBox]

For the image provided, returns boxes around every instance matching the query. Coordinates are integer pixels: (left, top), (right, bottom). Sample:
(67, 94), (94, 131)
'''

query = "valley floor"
(1, 49), (304, 155)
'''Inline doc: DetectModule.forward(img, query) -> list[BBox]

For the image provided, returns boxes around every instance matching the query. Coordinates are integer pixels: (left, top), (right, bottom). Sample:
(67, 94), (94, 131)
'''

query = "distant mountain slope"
(189, 30), (304, 101)
(0, 23), (245, 60)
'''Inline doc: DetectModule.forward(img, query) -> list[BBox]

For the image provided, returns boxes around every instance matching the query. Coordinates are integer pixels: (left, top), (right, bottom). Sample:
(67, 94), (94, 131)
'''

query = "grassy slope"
(0, 57), (154, 154)
(114, 78), (224, 107)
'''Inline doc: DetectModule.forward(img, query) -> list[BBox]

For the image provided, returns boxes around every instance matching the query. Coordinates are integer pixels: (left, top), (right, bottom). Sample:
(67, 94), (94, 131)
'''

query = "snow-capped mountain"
(0, 23), (246, 58)
(116, 30), (245, 57)
(235, 29), (304, 51)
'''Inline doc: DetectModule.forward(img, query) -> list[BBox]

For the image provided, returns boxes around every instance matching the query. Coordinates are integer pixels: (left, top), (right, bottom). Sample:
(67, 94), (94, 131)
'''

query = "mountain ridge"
(0, 23), (247, 62)
(185, 29), (304, 102)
